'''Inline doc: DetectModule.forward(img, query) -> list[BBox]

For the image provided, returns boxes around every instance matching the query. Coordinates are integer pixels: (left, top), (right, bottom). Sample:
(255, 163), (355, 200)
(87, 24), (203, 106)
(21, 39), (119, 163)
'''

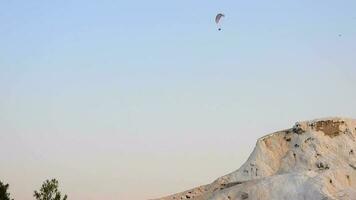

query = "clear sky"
(0, 0), (355, 199)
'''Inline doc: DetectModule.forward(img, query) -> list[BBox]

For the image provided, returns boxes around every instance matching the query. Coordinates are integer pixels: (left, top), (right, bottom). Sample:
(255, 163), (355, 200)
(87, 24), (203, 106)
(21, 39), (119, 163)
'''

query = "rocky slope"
(154, 117), (356, 200)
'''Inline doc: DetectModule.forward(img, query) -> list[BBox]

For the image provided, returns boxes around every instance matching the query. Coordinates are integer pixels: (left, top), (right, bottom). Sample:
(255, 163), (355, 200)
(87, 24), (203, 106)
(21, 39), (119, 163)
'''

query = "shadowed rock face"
(153, 117), (356, 200)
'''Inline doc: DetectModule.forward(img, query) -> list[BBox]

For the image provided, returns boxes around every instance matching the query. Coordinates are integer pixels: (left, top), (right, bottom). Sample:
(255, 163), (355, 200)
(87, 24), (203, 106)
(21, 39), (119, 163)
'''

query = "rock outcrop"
(154, 117), (356, 200)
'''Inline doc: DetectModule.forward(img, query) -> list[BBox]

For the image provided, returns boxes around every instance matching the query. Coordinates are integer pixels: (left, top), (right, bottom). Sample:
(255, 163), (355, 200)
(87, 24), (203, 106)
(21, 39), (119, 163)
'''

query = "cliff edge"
(154, 117), (356, 200)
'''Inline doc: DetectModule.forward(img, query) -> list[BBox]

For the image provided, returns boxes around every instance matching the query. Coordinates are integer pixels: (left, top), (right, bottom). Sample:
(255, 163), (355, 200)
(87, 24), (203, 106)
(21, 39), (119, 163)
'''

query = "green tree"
(0, 180), (13, 200)
(34, 179), (67, 200)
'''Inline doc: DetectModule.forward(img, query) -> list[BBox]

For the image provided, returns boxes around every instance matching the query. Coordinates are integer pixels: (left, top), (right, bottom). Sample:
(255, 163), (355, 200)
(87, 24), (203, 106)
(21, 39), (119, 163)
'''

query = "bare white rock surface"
(154, 117), (356, 200)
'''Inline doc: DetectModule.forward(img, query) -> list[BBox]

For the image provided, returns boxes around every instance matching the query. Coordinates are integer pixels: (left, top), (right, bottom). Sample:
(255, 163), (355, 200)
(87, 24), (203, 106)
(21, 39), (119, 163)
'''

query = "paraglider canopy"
(215, 13), (225, 31)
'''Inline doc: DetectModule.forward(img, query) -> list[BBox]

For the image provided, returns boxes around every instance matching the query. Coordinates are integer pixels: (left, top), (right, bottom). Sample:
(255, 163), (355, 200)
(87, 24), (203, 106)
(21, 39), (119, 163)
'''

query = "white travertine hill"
(154, 117), (356, 200)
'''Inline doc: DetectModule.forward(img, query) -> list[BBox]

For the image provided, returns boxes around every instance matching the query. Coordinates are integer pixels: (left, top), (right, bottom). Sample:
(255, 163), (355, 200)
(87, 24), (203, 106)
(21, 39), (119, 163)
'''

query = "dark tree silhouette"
(0, 180), (13, 200)
(34, 179), (67, 200)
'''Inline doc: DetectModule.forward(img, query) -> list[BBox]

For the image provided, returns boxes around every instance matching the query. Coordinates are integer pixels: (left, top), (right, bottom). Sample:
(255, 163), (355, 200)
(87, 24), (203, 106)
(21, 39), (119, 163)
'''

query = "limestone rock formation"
(154, 117), (356, 200)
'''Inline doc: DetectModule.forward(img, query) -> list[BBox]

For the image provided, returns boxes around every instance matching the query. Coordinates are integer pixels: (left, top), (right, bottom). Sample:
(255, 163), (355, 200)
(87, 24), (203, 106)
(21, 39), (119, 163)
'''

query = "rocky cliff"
(154, 117), (356, 200)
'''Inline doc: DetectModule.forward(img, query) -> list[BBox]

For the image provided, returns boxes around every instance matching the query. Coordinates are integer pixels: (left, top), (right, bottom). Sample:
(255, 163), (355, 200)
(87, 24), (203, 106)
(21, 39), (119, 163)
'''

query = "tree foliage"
(34, 179), (67, 200)
(0, 180), (13, 200)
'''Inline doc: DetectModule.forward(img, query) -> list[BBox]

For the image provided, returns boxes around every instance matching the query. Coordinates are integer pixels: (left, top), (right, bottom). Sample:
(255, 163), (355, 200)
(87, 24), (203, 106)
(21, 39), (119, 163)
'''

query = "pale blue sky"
(0, 1), (356, 199)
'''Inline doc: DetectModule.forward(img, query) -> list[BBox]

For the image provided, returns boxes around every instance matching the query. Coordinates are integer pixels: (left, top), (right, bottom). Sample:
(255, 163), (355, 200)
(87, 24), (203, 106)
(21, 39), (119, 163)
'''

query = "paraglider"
(215, 13), (225, 31)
